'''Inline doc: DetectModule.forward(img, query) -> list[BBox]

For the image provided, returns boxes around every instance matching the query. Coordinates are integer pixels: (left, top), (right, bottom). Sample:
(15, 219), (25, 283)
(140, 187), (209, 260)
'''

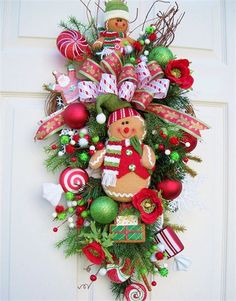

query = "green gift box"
(110, 224), (146, 243)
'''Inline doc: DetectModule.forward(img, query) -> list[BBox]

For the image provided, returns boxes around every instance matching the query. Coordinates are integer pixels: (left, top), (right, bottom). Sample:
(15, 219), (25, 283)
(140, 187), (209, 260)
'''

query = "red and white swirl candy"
(56, 30), (91, 61)
(59, 167), (89, 193)
(106, 258), (132, 283)
(124, 283), (147, 301)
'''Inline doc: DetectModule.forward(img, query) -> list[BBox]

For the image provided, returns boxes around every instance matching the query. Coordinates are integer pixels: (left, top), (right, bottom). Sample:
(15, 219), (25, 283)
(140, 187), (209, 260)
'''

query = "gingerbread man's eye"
(122, 121), (125, 125)
(126, 121), (129, 124)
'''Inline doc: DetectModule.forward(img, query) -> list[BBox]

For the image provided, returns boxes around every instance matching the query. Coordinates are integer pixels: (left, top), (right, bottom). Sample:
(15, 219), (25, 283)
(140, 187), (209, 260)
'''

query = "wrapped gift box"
(110, 224), (145, 243)
(155, 226), (184, 258)
(116, 215), (139, 226)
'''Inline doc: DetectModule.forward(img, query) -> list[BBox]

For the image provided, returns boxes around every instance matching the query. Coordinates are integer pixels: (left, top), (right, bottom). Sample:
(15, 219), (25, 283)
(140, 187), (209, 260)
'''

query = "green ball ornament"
(79, 152), (89, 162)
(149, 46), (174, 67)
(60, 135), (70, 145)
(68, 208), (74, 213)
(159, 267), (168, 277)
(140, 40), (145, 46)
(90, 196), (118, 224)
(130, 57), (136, 64)
(57, 212), (67, 220)
(92, 136), (99, 143)
(170, 151), (180, 161)
(65, 191), (75, 200)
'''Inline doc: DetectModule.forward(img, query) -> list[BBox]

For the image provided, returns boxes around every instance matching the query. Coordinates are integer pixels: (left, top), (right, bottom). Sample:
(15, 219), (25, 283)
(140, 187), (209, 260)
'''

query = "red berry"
(51, 144), (58, 150)
(71, 157), (77, 162)
(73, 134), (79, 142)
(149, 33), (157, 41)
(53, 227), (58, 233)
(76, 217), (84, 227)
(155, 252), (164, 260)
(76, 206), (86, 215)
(90, 274), (97, 282)
(161, 134), (167, 139)
(169, 136), (179, 146)
(96, 142), (104, 150)
(151, 281), (157, 286)
(75, 194), (83, 200)
(87, 198), (93, 206)
(55, 205), (64, 213)
(136, 58), (142, 64)
(65, 144), (76, 154)
(183, 157), (189, 163)
(158, 144), (165, 151)
(84, 134), (91, 141)
(89, 150), (95, 156)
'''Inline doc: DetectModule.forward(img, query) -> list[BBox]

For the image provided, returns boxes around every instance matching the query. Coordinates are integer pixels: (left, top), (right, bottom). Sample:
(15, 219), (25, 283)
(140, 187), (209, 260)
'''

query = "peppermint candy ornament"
(59, 167), (89, 193)
(106, 258), (132, 283)
(124, 283), (147, 301)
(56, 30), (91, 61)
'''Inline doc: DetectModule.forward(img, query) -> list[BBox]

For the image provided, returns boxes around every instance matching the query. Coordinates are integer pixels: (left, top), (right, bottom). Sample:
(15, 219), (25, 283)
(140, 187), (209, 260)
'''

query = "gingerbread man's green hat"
(104, 0), (129, 22)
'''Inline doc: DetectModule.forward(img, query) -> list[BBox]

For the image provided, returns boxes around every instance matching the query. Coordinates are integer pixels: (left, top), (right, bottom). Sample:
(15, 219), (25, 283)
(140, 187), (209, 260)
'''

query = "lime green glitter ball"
(92, 136), (100, 143)
(79, 152), (89, 162)
(148, 46), (174, 67)
(68, 208), (74, 213)
(170, 151), (180, 161)
(57, 212), (67, 220)
(60, 135), (70, 145)
(65, 192), (75, 200)
(90, 196), (118, 225)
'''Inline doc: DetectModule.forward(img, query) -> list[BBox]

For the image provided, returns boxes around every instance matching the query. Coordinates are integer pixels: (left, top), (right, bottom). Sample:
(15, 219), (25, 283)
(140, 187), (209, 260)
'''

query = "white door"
(1, 0), (235, 300)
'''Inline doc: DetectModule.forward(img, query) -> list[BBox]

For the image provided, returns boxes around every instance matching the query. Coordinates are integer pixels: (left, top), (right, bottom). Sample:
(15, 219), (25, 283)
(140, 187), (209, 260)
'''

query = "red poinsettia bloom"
(132, 188), (163, 224)
(133, 41), (143, 51)
(82, 241), (105, 265)
(165, 59), (194, 89)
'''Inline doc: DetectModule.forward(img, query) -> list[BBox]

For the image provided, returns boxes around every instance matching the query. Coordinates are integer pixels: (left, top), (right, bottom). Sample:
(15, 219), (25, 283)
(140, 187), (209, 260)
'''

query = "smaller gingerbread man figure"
(46, 64), (79, 105)
(89, 107), (156, 202)
(93, 0), (135, 55)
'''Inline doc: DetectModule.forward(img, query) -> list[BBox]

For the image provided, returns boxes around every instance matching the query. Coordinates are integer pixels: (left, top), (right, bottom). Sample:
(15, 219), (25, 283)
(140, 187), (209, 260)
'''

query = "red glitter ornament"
(73, 134), (80, 142)
(158, 144), (165, 151)
(96, 142), (104, 150)
(55, 205), (64, 213)
(70, 157), (77, 162)
(149, 33), (157, 41)
(65, 144), (76, 154)
(76, 217), (84, 227)
(151, 281), (157, 286)
(76, 206), (86, 215)
(89, 150), (95, 156)
(155, 252), (164, 260)
(169, 136), (179, 146)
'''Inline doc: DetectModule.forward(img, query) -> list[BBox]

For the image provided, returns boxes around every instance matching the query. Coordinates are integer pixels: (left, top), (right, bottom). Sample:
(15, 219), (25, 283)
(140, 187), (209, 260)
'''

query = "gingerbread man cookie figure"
(93, 0), (135, 55)
(89, 108), (156, 202)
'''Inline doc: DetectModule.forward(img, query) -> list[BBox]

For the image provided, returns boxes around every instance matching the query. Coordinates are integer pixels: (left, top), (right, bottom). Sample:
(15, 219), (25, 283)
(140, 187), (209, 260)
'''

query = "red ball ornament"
(156, 179), (182, 200)
(84, 134), (91, 141)
(73, 134), (80, 142)
(183, 157), (189, 163)
(151, 281), (157, 287)
(70, 157), (77, 163)
(76, 206), (86, 215)
(155, 252), (164, 260)
(53, 227), (58, 233)
(56, 30), (91, 61)
(63, 103), (89, 129)
(158, 144), (165, 151)
(181, 132), (198, 153)
(90, 274), (97, 282)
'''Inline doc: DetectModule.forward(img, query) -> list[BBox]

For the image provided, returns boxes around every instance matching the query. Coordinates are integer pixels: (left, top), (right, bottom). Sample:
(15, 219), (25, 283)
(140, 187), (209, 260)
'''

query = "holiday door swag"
(36, 1), (209, 300)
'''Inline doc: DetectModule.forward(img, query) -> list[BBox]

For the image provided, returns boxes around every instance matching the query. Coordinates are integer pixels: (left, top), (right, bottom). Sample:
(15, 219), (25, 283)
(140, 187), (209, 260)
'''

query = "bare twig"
(129, 8), (139, 24)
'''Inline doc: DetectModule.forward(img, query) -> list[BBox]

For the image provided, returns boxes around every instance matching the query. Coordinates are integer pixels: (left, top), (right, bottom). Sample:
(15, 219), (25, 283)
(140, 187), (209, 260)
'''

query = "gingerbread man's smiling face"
(107, 18), (128, 33)
(108, 116), (146, 141)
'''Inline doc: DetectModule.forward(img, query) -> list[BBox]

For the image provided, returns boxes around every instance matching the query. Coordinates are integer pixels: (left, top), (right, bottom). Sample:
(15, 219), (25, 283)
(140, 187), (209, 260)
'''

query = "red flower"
(149, 33), (157, 41)
(82, 241), (105, 265)
(133, 41), (143, 51)
(132, 188), (163, 224)
(165, 59), (194, 89)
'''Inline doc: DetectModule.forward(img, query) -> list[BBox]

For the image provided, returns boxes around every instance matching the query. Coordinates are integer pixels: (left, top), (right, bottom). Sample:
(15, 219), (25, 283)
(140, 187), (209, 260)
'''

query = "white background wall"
(0, 1), (236, 300)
